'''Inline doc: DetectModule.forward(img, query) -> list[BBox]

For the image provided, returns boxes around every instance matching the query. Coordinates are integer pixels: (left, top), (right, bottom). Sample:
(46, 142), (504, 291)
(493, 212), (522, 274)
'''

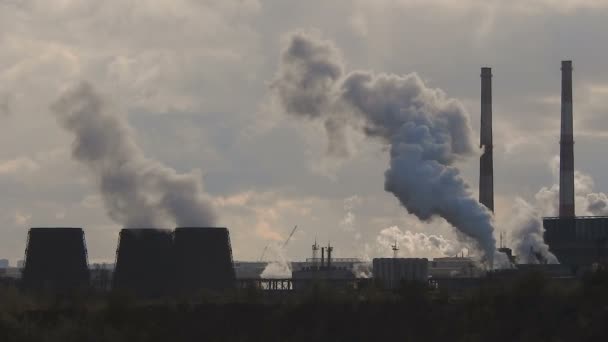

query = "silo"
(172, 227), (236, 293)
(21, 228), (90, 292)
(113, 228), (173, 297)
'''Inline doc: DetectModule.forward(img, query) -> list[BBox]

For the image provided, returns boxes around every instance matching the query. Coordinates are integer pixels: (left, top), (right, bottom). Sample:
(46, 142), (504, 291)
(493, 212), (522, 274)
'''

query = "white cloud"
(0, 157), (39, 176)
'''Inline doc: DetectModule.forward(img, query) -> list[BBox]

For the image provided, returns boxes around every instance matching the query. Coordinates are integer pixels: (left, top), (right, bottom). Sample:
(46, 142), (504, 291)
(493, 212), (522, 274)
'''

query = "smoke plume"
(272, 32), (497, 261)
(505, 198), (558, 264)
(51, 82), (217, 228)
(260, 243), (292, 278)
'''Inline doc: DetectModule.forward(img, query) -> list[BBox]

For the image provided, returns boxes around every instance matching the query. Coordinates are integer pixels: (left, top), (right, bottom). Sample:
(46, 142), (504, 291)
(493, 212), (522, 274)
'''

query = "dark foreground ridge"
(1, 269), (607, 342)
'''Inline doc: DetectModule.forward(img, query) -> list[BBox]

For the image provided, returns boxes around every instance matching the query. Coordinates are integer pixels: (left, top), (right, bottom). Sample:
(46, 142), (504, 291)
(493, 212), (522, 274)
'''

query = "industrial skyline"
(2, 1), (608, 266)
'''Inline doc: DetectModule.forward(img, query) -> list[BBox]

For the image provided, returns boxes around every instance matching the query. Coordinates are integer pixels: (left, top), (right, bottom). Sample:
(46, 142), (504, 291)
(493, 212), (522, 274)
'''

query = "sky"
(1, 0), (608, 265)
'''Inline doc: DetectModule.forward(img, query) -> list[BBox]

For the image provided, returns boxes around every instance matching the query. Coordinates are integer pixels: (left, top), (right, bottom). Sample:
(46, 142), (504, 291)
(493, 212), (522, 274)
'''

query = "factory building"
(373, 258), (428, 289)
(429, 257), (484, 278)
(292, 243), (357, 290)
(544, 217), (608, 270)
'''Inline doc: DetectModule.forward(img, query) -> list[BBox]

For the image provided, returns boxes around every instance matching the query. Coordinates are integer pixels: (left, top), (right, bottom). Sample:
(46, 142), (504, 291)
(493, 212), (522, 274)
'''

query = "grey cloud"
(51, 82), (217, 228)
(272, 32), (343, 118)
(505, 198), (558, 264)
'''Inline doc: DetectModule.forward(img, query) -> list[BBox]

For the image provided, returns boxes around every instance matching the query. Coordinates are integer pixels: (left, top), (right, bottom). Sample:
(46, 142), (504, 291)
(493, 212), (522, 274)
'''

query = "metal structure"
(559, 60), (575, 217)
(480, 67), (494, 212)
(172, 227), (236, 293)
(238, 278), (293, 291)
(282, 225), (298, 248)
(21, 228), (89, 292)
(392, 241), (399, 259)
(113, 228), (173, 297)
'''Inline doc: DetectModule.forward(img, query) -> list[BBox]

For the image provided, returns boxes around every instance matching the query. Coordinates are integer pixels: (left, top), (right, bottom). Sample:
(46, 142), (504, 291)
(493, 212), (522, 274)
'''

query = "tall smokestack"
(559, 61), (575, 217)
(480, 67), (494, 212)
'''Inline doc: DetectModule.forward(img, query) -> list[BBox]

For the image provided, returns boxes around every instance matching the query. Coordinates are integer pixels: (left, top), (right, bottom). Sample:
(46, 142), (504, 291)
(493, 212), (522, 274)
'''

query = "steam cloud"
(260, 243), (292, 278)
(51, 82), (217, 228)
(376, 226), (464, 258)
(272, 32), (497, 261)
(535, 156), (608, 216)
(505, 198), (558, 264)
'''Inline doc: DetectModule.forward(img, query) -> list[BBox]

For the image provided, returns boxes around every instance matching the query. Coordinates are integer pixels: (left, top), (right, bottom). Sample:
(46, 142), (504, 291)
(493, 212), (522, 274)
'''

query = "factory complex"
(1, 60), (607, 296)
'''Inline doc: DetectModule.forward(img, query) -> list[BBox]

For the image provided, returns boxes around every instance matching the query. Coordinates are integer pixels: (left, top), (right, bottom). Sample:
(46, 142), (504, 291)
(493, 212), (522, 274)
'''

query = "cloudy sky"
(1, 0), (608, 265)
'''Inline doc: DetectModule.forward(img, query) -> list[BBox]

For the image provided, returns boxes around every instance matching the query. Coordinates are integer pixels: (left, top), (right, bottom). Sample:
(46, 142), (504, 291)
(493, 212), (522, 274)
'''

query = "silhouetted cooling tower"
(173, 227), (236, 293)
(113, 229), (173, 297)
(22, 228), (90, 292)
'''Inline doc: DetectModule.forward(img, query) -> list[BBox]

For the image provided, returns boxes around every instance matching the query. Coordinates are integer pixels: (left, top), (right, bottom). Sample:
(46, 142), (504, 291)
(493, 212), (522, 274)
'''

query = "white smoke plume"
(340, 195), (362, 236)
(260, 243), (292, 278)
(272, 32), (497, 261)
(504, 198), (558, 264)
(376, 226), (464, 259)
(51, 82), (217, 228)
(535, 156), (608, 216)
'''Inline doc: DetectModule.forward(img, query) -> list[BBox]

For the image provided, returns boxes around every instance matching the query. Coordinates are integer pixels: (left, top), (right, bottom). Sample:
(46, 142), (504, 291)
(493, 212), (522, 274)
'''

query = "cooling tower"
(21, 228), (90, 292)
(113, 228), (173, 297)
(172, 227), (236, 293)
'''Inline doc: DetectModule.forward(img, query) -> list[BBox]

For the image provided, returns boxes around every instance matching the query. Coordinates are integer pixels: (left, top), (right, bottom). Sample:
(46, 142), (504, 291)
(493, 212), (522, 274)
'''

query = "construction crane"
(282, 225), (298, 248)
(259, 225), (298, 261)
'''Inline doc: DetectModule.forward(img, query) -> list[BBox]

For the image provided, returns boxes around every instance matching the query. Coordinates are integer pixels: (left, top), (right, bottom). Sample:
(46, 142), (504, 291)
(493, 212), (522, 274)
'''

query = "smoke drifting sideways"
(272, 32), (498, 263)
(51, 82), (217, 228)
(504, 198), (558, 264)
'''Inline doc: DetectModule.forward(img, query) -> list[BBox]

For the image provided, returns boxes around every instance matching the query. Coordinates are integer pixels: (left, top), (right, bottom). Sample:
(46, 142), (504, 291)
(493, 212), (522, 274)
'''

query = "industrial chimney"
(479, 67), (494, 212)
(559, 61), (575, 217)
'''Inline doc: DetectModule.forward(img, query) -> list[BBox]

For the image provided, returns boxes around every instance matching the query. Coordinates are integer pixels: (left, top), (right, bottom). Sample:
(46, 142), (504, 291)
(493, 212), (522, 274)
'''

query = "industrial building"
(429, 257), (484, 278)
(373, 258), (428, 289)
(291, 243), (357, 290)
(21, 228), (90, 292)
(543, 61), (608, 272)
(544, 217), (608, 270)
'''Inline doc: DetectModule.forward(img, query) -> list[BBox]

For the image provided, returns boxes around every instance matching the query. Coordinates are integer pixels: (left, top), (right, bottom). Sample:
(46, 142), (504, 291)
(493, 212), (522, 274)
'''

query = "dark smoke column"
(559, 61), (575, 217)
(479, 67), (494, 212)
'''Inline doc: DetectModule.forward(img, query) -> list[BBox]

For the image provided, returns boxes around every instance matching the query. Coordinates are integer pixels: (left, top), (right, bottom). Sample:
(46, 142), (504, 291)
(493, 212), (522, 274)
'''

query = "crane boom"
(282, 225), (298, 248)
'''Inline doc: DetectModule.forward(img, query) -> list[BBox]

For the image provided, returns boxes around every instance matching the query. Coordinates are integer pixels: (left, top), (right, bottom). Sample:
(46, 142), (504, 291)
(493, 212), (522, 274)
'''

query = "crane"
(259, 225), (298, 261)
(282, 225), (298, 248)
